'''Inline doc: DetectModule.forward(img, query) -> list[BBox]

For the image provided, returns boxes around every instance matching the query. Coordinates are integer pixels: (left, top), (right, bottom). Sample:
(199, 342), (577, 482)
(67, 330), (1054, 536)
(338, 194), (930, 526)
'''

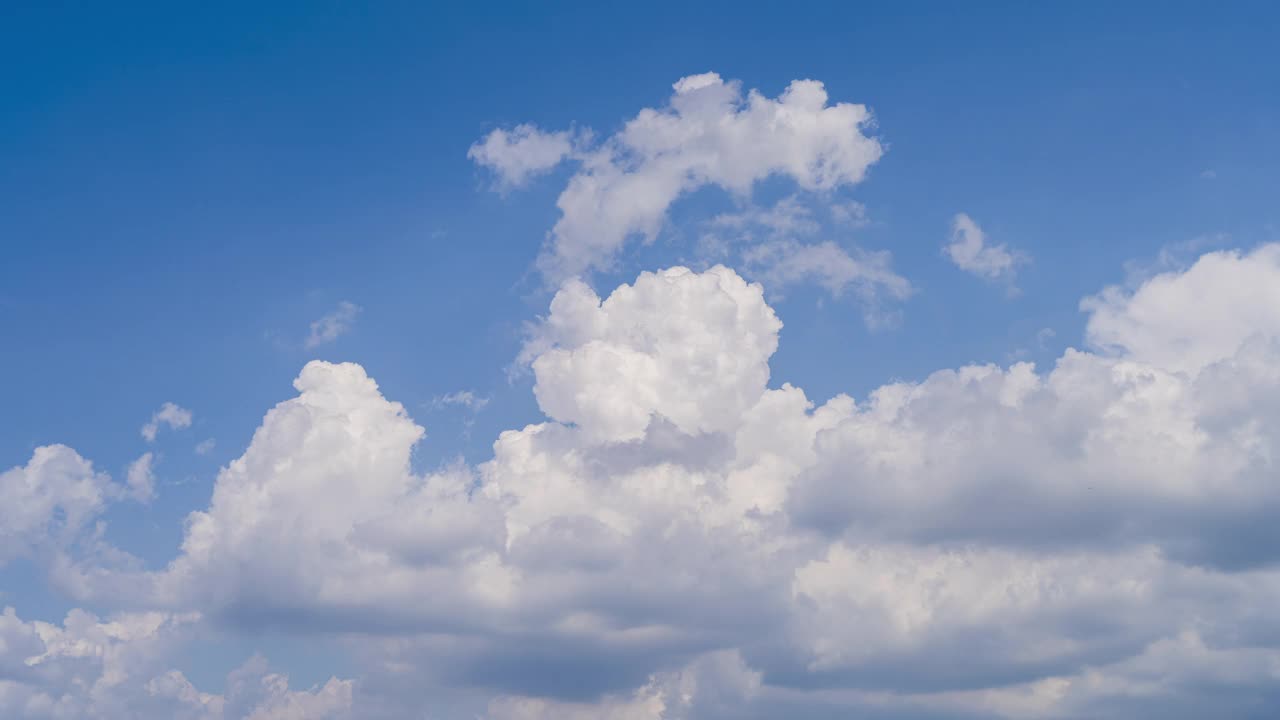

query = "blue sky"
(3, 3), (1280, 718)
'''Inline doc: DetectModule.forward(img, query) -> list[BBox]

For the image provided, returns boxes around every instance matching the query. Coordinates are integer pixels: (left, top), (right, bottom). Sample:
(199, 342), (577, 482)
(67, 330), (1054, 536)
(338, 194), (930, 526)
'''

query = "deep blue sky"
(2, 0), (1279, 697)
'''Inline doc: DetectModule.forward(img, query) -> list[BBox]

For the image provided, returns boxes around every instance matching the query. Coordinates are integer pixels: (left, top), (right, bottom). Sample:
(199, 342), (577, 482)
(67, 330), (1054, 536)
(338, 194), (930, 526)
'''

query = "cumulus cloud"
(1082, 244), (1280, 374)
(16, 245), (1280, 717)
(468, 125), (576, 189)
(526, 266), (780, 443)
(223, 655), (353, 720)
(0, 445), (118, 566)
(0, 606), (352, 719)
(141, 402), (193, 442)
(306, 301), (361, 349)
(945, 213), (1024, 287)
(472, 73), (885, 281)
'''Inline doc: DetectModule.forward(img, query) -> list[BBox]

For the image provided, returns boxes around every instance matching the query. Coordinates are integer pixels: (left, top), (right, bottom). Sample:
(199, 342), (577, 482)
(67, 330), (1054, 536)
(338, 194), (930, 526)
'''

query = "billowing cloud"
(1083, 244), (1280, 374)
(0, 606), (352, 719)
(945, 213), (1024, 286)
(15, 244), (1280, 717)
(0, 445), (118, 566)
(472, 73), (885, 281)
(141, 402), (193, 442)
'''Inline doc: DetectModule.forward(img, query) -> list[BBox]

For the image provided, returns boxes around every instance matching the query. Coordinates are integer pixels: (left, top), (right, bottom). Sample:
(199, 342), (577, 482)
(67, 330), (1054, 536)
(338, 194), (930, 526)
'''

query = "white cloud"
(0, 606), (352, 719)
(472, 73), (884, 281)
(306, 301), (361, 350)
(828, 200), (869, 227)
(225, 655), (353, 720)
(527, 266), (780, 443)
(22, 246), (1280, 717)
(705, 196), (910, 320)
(126, 452), (156, 503)
(0, 445), (118, 566)
(468, 124), (576, 189)
(485, 650), (760, 720)
(141, 402), (193, 442)
(195, 439), (216, 456)
(433, 390), (490, 412)
(1083, 244), (1280, 375)
(742, 240), (911, 317)
(945, 213), (1024, 286)
(710, 195), (821, 237)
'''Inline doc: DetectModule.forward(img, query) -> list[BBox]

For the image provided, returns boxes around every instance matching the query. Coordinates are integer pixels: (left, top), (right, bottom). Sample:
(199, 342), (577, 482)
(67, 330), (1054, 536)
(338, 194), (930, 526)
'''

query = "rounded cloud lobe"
(14, 244), (1280, 718)
(529, 266), (780, 443)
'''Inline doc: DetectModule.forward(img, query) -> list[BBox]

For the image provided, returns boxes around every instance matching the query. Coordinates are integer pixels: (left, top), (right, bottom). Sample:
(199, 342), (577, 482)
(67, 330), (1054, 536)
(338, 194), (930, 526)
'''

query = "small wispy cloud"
(945, 213), (1027, 292)
(126, 452), (156, 503)
(467, 124), (576, 189)
(699, 196), (909, 324)
(306, 301), (361, 349)
(141, 402), (192, 442)
(195, 438), (216, 456)
(829, 200), (869, 227)
(432, 390), (490, 412)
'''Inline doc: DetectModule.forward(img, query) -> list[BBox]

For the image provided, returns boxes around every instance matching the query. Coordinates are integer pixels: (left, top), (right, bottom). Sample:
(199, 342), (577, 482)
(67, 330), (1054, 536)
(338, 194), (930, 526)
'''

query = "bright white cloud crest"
(529, 266), (780, 443)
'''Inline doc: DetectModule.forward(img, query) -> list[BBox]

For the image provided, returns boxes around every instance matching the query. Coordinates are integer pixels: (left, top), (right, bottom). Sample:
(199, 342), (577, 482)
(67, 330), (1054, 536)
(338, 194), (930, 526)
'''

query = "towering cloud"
(24, 243), (1280, 717)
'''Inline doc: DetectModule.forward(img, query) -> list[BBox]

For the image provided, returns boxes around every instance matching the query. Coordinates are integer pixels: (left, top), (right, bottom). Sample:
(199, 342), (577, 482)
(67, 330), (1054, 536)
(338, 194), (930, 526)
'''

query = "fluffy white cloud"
(945, 213), (1023, 286)
(141, 402), (192, 442)
(1083, 244), (1280, 374)
(18, 246), (1280, 717)
(473, 73), (885, 280)
(0, 445), (118, 566)
(527, 266), (780, 443)
(305, 301), (361, 350)
(468, 125), (576, 189)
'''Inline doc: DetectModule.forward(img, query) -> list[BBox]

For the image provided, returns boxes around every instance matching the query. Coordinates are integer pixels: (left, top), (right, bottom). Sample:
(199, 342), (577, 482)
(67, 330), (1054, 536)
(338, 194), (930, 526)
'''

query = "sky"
(3, 2), (1280, 718)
